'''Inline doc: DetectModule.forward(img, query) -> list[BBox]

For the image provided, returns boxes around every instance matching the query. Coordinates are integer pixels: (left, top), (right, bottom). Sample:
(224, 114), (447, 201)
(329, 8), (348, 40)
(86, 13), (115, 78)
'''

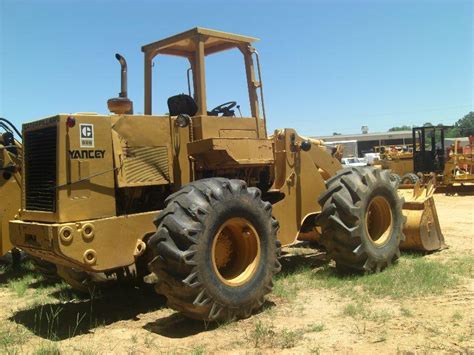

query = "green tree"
(446, 112), (474, 138)
(445, 127), (460, 138)
(388, 125), (411, 132)
(455, 111), (474, 136)
(332, 132), (341, 136)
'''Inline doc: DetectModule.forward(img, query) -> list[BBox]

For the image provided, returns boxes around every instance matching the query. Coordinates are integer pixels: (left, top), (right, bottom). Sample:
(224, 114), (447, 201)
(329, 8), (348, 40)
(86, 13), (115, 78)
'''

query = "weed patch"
(8, 274), (36, 297)
(307, 323), (324, 333)
(400, 306), (413, 317)
(246, 321), (305, 349)
(451, 311), (463, 322)
(342, 301), (392, 323)
(0, 324), (30, 352)
(274, 254), (472, 301)
(33, 342), (60, 355)
(190, 345), (206, 355)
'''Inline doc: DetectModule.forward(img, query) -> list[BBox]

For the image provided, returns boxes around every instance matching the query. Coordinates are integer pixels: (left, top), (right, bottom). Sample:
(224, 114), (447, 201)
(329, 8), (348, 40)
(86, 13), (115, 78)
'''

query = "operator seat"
(167, 94), (198, 116)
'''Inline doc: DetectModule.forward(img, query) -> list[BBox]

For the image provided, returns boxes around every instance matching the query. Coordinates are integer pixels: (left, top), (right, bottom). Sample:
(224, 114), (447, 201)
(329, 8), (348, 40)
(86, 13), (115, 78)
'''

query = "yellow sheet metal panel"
(10, 211), (157, 271)
(20, 114), (116, 223)
(0, 177), (21, 255)
(112, 115), (174, 188)
(0, 138), (22, 255)
(188, 137), (274, 171)
(271, 129), (338, 246)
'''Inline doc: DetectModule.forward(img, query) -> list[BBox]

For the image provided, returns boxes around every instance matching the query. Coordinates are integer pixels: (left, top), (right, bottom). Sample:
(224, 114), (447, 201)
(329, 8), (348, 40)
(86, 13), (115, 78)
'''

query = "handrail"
(252, 50), (267, 138)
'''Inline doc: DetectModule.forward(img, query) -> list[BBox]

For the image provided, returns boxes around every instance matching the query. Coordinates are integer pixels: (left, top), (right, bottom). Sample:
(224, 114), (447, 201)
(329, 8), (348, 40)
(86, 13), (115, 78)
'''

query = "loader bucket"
(398, 179), (446, 252)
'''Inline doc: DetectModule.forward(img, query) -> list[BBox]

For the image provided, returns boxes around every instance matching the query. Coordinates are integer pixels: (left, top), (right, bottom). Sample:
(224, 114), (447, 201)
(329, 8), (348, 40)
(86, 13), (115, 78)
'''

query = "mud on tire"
(316, 167), (405, 272)
(147, 178), (281, 321)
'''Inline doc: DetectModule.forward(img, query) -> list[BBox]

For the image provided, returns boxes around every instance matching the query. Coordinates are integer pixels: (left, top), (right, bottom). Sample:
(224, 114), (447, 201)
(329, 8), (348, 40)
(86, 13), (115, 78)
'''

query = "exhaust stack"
(107, 53), (133, 115)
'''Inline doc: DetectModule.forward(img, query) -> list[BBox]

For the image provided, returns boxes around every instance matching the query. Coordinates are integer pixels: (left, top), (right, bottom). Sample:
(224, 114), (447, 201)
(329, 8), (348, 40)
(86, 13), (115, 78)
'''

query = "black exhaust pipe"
(115, 53), (128, 98)
(107, 53), (133, 114)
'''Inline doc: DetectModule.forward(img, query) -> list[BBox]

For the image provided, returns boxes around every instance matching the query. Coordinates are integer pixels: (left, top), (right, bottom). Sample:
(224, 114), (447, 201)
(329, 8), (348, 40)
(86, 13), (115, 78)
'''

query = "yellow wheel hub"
(365, 196), (393, 247)
(211, 217), (261, 287)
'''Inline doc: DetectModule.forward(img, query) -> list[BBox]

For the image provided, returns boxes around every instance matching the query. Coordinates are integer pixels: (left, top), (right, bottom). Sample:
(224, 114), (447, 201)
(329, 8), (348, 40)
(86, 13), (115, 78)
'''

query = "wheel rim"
(365, 196), (393, 247)
(211, 217), (261, 287)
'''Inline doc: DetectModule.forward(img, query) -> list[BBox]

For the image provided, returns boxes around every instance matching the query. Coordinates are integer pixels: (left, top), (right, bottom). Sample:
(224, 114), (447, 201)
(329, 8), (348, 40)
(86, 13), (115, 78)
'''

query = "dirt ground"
(1, 194), (473, 354)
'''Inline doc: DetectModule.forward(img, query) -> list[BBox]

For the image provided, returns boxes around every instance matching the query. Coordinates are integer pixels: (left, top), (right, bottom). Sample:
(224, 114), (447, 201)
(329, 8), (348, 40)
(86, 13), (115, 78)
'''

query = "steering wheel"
(209, 101), (237, 116)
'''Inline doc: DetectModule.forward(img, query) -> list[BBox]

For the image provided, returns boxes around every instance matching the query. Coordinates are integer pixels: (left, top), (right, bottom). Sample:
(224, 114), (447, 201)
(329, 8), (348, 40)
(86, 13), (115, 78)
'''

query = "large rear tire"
(317, 168), (405, 272)
(147, 178), (281, 321)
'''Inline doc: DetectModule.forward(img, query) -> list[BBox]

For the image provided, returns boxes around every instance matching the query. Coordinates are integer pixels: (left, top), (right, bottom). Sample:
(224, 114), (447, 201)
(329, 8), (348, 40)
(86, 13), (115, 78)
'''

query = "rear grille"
(24, 126), (57, 212)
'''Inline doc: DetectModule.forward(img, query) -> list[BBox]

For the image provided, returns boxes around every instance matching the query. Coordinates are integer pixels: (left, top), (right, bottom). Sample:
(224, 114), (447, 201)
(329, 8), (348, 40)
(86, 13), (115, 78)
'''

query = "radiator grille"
(123, 146), (169, 184)
(24, 126), (57, 212)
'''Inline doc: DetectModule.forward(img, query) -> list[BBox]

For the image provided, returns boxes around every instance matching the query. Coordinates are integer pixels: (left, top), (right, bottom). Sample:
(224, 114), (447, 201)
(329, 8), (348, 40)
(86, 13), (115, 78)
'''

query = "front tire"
(317, 168), (405, 272)
(147, 178), (281, 321)
(401, 173), (419, 185)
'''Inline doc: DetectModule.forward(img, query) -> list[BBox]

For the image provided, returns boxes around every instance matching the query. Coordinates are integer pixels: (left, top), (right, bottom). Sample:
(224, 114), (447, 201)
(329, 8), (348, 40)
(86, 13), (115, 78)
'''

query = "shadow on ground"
(143, 246), (327, 339)
(10, 286), (166, 340)
(8, 246), (334, 340)
(437, 185), (474, 196)
(143, 313), (218, 338)
(143, 300), (276, 338)
(0, 263), (36, 284)
(280, 245), (329, 274)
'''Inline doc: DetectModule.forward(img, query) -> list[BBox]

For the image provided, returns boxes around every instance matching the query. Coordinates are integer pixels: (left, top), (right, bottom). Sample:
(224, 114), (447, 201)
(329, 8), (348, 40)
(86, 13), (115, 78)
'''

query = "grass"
(8, 274), (36, 297)
(33, 342), (60, 355)
(451, 310), (463, 321)
(307, 323), (324, 333)
(273, 264), (313, 299)
(342, 303), (363, 318)
(400, 306), (413, 317)
(274, 254), (474, 301)
(342, 302), (391, 323)
(248, 320), (276, 348)
(278, 329), (303, 349)
(247, 320), (310, 349)
(0, 324), (30, 352)
(190, 345), (206, 355)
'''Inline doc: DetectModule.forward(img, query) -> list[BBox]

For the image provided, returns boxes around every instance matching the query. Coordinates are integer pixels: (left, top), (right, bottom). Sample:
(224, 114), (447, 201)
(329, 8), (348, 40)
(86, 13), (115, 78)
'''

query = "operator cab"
(167, 94), (237, 117)
(141, 27), (267, 139)
(412, 126), (450, 174)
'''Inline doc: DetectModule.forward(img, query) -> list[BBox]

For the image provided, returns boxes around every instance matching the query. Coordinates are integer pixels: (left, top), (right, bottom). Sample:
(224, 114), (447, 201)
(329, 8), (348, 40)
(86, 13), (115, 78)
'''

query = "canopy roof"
(141, 27), (259, 57)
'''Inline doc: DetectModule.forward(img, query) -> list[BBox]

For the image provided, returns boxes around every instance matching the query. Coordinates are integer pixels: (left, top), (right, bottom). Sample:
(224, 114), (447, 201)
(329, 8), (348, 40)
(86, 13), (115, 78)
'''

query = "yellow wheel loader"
(10, 28), (444, 321)
(373, 145), (414, 183)
(0, 118), (61, 278)
(412, 125), (474, 187)
(0, 119), (23, 265)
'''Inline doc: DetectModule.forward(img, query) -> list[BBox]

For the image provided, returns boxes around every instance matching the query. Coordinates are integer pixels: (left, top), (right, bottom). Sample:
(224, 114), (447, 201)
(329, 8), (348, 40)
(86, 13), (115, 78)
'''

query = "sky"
(0, 0), (472, 137)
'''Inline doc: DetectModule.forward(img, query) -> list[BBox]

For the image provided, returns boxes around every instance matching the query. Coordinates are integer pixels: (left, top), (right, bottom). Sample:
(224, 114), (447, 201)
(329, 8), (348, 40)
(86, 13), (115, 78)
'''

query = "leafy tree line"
(388, 111), (474, 137)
